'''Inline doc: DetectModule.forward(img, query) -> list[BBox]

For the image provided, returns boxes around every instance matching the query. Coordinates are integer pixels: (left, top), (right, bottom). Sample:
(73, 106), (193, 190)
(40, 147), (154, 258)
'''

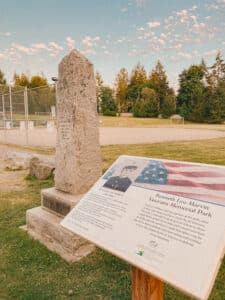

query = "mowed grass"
(99, 116), (175, 127)
(0, 138), (225, 299)
(99, 116), (225, 130)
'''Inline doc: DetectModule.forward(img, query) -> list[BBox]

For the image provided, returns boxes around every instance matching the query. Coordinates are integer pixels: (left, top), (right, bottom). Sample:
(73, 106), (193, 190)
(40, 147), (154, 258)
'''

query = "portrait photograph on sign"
(61, 155), (225, 300)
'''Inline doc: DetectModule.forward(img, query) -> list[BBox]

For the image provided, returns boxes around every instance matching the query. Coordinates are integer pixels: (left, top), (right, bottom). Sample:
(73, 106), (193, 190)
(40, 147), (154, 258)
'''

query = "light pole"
(51, 77), (58, 119)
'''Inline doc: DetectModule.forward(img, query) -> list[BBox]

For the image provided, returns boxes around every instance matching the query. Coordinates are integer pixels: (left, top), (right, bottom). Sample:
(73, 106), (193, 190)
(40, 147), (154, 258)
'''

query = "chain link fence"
(0, 84), (56, 146)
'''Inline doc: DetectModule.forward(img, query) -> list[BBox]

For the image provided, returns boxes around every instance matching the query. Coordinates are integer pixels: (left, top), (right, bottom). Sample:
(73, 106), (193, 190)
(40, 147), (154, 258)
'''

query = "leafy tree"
(177, 65), (205, 121)
(115, 68), (129, 114)
(100, 86), (117, 116)
(0, 69), (6, 85)
(203, 81), (225, 123)
(0, 69), (7, 94)
(130, 63), (147, 86)
(208, 51), (225, 88)
(95, 71), (103, 113)
(133, 87), (159, 118)
(13, 73), (55, 114)
(30, 75), (47, 88)
(148, 61), (169, 112)
(161, 88), (176, 118)
(13, 73), (30, 87)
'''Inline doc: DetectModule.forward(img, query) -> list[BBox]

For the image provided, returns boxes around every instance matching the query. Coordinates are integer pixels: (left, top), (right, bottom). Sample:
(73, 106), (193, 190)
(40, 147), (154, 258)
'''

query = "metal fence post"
(24, 86), (29, 145)
(9, 85), (13, 126)
(2, 94), (6, 143)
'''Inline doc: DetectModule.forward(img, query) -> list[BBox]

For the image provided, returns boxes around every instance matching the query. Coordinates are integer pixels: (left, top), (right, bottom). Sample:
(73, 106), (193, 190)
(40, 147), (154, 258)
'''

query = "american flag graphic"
(134, 160), (225, 206)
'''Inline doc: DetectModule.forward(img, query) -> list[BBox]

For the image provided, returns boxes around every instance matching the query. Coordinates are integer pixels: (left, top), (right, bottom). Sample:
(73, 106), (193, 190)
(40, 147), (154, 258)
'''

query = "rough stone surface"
(5, 151), (33, 170)
(29, 155), (55, 180)
(55, 49), (102, 195)
(41, 187), (84, 217)
(26, 206), (95, 262)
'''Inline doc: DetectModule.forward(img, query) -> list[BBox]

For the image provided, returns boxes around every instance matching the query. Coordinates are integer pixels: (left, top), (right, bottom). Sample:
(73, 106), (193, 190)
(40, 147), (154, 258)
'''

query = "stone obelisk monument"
(55, 50), (102, 194)
(26, 50), (102, 262)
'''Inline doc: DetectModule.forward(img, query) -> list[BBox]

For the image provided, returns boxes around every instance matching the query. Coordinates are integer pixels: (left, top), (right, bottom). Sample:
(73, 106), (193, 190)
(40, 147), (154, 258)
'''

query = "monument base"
(26, 188), (95, 263)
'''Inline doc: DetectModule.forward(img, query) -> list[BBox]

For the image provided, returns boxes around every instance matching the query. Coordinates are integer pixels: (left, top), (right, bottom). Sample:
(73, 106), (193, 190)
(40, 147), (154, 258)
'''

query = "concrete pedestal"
(26, 188), (95, 263)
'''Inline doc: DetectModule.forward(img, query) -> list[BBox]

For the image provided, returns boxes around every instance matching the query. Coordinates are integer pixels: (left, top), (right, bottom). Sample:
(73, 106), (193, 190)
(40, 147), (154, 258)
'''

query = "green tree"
(130, 62), (147, 86)
(13, 73), (30, 87)
(30, 75), (47, 88)
(161, 88), (176, 118)
(100, 86), (117, 116)
(133, 87), (159, 118)
(95, 71), (103, 113)
(148, 61), (169, 112)
(203, 81), (225, 123)
(177, 65), (205, 121)
(115, 68), (129, 114)
(208, 52), (225, 87)
(0, 69), (7, 94)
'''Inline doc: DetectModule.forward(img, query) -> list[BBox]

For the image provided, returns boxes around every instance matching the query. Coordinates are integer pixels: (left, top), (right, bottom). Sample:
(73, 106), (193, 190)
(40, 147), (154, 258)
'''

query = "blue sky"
(0, 0), (224, 89)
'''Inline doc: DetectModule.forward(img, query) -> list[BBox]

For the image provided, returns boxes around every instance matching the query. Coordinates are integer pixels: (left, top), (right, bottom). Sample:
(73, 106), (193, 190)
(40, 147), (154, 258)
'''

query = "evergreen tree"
(100, 86), (117, 116)
(148, 60), (169, 112)
(130, 62), (147, 86)
(115, 68), (129, 114)
(133, 87), (159, 118)
(161, 88), (176, 118)
(177, 65), (205, 121)
(210, 52), (225, 85)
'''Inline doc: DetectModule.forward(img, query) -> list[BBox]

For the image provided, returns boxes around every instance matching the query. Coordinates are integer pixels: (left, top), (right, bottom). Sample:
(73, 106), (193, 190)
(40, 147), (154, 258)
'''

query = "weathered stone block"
(41, 187), (84, 217)
(26, 206), (95, 263)
(5, 151), (33, 170)
(29, 155), (55, 180)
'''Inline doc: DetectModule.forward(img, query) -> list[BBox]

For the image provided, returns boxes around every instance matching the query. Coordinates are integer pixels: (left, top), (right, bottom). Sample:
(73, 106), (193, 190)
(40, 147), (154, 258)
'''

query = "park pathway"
(0, 126), (225, 147)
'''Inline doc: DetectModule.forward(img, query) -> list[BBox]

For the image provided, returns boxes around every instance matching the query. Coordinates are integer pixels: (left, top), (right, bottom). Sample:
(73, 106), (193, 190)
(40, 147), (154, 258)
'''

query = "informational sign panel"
(61, 155), (225, 300)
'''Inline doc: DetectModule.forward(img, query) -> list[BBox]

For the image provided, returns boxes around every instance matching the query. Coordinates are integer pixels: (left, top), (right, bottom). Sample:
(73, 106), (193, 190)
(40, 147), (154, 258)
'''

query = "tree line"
(0, 72), (55, 114)
(97, 52), (225, 123)
(1, 51), (225, 123)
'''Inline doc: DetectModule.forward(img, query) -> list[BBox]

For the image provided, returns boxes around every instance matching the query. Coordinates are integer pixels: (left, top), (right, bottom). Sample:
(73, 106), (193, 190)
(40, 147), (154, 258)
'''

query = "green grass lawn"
(0, 138), (225, 299)
(99, 116), (225, 129)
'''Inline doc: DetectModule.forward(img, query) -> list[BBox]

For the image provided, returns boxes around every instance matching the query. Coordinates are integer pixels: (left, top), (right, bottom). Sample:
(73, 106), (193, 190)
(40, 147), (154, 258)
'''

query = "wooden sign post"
(132, 267), (163, 300)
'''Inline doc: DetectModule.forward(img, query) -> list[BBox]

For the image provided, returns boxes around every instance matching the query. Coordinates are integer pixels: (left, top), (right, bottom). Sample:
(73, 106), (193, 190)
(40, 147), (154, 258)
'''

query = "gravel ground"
(0, 145), (28, 192)
(1, 126), (225, 147)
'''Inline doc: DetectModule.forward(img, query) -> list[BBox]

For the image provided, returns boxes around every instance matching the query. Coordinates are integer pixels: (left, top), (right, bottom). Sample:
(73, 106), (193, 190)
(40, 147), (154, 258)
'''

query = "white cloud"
(2, 32), (11, 37)
(147, 21), (160, 28)
(192, 22), (206, 34)
(13, 44), (35, 55)
(177, 52), (192, 59)
(65, 36), (75, 50)
(174, 43), (182, 50)
(81, 48), (96, 55)
(137, 27), (145, 31)
(190, 5), (197, 10)
(48, 42), (63, 51)
(121, 7), (127, 12)
(32, 43), (48, 50)
(204, 49), (218, 56)
(82, 36), (100, 47)
(176, 9), (189, 24)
